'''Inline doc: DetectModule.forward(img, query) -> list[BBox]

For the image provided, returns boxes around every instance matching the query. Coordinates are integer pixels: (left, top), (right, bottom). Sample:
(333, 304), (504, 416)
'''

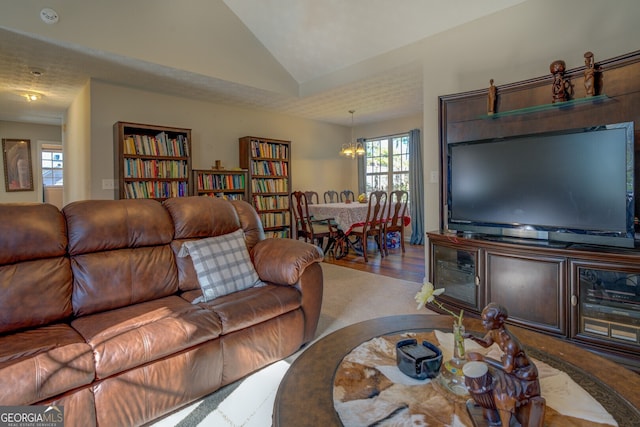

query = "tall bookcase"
(193, 169), (248, 201)
(114, 122), (192, 199)
(239, 136), (291, 238)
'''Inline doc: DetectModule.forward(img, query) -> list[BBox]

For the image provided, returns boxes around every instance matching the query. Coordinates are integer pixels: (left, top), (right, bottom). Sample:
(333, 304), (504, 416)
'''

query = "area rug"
(151, 263), (426, 426)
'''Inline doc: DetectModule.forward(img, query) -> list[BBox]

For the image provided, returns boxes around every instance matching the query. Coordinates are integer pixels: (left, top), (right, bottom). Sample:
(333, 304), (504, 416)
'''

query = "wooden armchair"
(291, 191), (337, 254)
(345, 190), (387, 262)
(385, 190), (409, 255)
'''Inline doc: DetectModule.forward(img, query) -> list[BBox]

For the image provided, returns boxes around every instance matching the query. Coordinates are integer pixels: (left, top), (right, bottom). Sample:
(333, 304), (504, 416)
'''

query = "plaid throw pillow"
(178, 229), (263, 302)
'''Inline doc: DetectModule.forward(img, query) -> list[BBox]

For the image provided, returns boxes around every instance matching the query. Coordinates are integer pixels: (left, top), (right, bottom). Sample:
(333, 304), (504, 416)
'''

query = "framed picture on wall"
(2, 138), (33, 192)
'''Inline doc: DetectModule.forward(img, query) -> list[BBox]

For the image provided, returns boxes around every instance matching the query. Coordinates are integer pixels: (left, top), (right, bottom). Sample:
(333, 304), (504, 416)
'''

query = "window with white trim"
(41, 145), (63, 186)
(364, 133), (409, 196)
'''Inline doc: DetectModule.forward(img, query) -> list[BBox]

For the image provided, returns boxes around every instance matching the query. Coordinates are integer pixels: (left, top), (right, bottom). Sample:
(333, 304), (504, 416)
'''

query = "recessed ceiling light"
(30, 68), (44, 77)
(40, 8), (59, 24)
(23, 93), (42, 102)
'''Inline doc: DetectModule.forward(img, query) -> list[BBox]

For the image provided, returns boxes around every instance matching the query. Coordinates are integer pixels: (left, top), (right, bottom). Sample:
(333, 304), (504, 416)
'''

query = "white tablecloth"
(308, 202), (370, 232)
(308, 202), (409, 234)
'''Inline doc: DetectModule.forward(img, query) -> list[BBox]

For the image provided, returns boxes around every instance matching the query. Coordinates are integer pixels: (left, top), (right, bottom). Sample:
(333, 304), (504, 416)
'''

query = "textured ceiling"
(0, 1), (524, 126)
(223, 0), (525, 84)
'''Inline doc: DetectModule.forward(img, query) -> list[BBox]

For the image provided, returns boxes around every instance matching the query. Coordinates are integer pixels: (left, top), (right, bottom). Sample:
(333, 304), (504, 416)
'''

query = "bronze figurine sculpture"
(584, 51), (596, 97)
(464, 303), (546, 427)
(550, 60), (569, 103)
(488, 79), (497, 115)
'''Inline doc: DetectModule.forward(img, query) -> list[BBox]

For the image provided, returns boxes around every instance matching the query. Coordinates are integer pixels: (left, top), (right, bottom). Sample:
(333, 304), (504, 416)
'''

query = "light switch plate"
(102, 179), (115, 190)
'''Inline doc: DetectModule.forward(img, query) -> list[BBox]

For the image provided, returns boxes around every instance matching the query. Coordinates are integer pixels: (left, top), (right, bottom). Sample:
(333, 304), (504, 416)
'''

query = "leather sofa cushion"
(40, 388), (96, 427)
(166, 197), (266, 292)
(92, 341), (223, 427)
(0, 257), (73, 334)
(64, 199), (174, 255)
(0, 203), (67, 264)
(71, 245), (179, 316)
(0, 203), (72, 334)
(0, 324), (94, 405)
(163, 196), (240, 240)
(71, 296), (222, 379)
(64, 199), (179, 316)
(171, 239), (199, 292)
(219, 310), (304, 385)
(252, 238), (324, 285)
(181, 284), (301, 335)
(229, 200), (265, 250)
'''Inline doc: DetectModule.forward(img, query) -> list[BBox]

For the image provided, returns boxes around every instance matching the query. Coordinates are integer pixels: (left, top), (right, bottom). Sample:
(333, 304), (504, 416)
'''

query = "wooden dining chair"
(385, 190), (409, 255)
(291, 191), (337, 254)
(340, 190), (355, 203)
(324, 190), (339, 203)
(304, 191), (320, 205)
(345, 190), (387, 262)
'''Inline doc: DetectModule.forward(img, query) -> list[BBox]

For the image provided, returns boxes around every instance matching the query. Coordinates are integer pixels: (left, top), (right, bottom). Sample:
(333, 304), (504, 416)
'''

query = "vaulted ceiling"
(0, 1), (526, 126)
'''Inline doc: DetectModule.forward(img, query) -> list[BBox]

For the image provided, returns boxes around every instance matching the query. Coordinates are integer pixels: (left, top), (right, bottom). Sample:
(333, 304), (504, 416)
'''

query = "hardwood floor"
(322, 238), (425, 283)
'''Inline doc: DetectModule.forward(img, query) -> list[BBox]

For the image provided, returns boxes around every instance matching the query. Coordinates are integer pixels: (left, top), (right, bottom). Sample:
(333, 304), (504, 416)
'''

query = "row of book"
(124, 181), (188, 199)
(250, 140), (288, 159)
(202, 193), (245, 201)
(251, 178), (289, 193)
(259, 212), (290, 229)
(123, 132), (189, 157)
(264, 230), (290, 239)
(197, 173), (246, 190)
(251, 160), (288, 177)
(124, 158), (188, 178)
(253, 195), (289, 210)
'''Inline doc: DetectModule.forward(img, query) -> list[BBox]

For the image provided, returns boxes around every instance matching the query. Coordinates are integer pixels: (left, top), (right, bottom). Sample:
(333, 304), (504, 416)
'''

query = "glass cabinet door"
(432, 244), (478, 309)
(576, 264), (640, 349)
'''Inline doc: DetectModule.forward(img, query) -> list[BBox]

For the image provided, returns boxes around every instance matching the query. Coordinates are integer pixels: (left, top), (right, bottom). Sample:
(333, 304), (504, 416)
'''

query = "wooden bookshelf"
(193, 168), (248, 201)
(239, 136), (291, 238)
(114, 122), (192, 199)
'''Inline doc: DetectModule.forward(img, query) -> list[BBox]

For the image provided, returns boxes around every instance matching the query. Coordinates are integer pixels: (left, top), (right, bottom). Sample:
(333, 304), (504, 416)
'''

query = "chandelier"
(340, 110), (365, 158)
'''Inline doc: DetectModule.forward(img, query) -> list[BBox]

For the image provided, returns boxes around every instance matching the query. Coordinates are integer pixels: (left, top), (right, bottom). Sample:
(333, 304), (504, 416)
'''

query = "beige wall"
(88, 80), (355, 200)
(0, 121), (61, 203)
(64, 81), (91, 204)
(2, 85), (420, 205)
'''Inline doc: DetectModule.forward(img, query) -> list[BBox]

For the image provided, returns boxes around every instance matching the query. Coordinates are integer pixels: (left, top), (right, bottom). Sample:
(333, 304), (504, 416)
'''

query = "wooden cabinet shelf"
(434, 50), (640, 371)
(193, 169), (248, 201)
(240, 136), (291, 238)
(428, 231), (640, 371)
(114, 121), (192, 199)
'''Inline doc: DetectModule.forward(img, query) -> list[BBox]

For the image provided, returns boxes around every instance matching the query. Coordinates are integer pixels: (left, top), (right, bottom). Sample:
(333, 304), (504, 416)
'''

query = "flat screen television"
(446, 121), (635, 248)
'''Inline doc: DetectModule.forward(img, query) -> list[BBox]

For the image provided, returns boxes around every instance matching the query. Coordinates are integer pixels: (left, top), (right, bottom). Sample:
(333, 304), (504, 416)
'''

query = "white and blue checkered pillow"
(178, 229), (263, 302)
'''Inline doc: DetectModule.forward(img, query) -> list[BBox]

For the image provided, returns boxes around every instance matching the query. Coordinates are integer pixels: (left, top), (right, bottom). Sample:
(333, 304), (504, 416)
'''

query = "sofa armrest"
(251, 238), (323, 285)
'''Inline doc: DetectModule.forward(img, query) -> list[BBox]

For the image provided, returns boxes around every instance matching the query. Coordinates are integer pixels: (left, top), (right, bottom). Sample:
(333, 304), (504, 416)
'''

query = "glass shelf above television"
(480, 94), (610, 119)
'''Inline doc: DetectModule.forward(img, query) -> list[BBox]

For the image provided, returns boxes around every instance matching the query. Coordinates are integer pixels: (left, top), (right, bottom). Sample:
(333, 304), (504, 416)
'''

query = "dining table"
(307, 202), (370, 234)
(307, 201), (410, 259)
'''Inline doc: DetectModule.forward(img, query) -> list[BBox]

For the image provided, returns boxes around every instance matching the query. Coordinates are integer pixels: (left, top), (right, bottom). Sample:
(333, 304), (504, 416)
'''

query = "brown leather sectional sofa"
(0, 196), (324, 426)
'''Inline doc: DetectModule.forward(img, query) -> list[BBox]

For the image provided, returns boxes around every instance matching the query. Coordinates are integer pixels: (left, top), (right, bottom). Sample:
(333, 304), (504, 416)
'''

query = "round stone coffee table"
(272, 314), (640, 427)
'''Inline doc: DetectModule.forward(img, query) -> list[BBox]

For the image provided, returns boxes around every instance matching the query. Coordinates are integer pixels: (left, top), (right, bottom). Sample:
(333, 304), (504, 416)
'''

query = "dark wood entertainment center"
(432, 50), (640, 370)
